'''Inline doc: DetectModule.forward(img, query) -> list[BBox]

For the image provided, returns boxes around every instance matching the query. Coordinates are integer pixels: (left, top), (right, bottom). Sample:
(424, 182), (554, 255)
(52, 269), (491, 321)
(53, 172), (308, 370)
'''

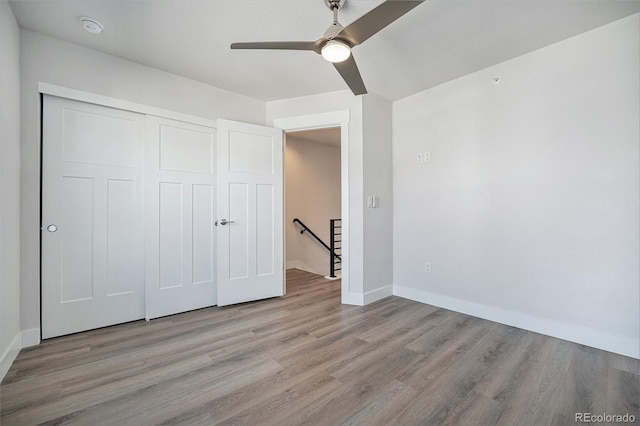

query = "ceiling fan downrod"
(325, 0), (345, 23)
(323, 0), (346, 40)
(329, 0), (340, 22)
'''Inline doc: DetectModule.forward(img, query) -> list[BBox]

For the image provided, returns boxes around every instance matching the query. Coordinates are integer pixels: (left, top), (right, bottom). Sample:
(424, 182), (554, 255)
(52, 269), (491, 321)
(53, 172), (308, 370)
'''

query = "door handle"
(219, 219), (235, 226)
(46, 224), (58, 232)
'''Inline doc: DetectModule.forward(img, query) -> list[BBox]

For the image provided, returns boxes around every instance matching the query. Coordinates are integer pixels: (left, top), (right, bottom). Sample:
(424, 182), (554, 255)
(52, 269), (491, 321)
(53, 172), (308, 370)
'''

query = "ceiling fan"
(231, 0), (424, 96)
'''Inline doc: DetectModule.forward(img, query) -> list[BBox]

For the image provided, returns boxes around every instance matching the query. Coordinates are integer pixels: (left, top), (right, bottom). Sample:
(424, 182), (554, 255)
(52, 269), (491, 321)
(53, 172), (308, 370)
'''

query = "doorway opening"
(285, 127), (342, 294)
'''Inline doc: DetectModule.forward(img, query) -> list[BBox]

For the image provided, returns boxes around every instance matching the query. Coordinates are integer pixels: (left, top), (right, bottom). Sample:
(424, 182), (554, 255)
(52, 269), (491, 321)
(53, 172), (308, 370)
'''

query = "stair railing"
(292, 218), (342, 278)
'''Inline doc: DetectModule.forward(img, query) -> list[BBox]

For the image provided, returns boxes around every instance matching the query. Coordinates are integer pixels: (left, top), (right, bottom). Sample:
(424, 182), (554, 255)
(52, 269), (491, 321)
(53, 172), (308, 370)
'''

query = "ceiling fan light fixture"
(321, 40), (351, 63)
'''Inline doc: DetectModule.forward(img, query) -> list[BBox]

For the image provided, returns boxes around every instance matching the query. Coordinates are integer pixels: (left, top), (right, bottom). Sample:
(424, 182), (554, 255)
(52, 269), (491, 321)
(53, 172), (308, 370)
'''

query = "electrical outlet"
(424, 262), (432, 273)
(424, 151), (431, 163)
(416, 153), (423, 163)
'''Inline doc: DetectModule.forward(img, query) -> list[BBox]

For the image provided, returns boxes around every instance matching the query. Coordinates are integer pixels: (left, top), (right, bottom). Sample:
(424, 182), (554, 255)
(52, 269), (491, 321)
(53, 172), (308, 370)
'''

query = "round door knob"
(47, 224), (58, 232)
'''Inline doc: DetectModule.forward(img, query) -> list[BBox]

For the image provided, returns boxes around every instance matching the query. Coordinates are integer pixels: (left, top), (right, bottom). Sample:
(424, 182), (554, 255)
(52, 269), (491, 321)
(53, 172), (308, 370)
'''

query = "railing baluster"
(330, 218), (341, 279)
(330, 219), (336, 278)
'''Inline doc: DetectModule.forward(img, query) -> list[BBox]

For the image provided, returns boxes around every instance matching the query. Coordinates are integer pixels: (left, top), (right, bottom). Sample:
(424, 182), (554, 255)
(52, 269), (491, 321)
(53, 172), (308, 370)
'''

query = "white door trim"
(274, 111), (351, 304)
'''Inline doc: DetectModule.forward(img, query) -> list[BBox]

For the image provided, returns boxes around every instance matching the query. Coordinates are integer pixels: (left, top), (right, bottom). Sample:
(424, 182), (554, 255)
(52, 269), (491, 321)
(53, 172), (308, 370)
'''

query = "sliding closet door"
(145, 116), (217, 319)
(42, 95), (145, 339)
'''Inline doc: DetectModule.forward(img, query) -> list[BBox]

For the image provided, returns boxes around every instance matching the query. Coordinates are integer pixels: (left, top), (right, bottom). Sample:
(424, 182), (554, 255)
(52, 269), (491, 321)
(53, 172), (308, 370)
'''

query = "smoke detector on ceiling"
(81, 17), (103, 34)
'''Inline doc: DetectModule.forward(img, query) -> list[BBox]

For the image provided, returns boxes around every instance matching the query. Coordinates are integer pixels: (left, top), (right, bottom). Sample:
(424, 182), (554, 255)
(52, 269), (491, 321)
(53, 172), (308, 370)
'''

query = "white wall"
(393, 14), (640, 358)
(286, 135), (341, 276)
(20, 30), (266, 333)
(0, 0), (22, 381)
(362, 94), (393, 295)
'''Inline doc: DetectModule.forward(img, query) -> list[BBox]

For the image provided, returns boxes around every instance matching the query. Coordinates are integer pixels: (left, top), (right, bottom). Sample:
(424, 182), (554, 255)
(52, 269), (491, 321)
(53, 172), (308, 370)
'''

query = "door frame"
(274, 111), (350, 304)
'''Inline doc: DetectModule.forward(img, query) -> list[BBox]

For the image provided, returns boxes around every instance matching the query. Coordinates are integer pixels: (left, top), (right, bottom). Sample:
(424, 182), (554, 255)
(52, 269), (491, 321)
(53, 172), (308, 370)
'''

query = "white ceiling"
(9, 0), (640, 102)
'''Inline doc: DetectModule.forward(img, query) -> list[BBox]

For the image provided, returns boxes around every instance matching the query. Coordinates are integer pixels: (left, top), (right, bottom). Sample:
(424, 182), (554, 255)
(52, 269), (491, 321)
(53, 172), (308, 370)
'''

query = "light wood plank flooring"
(1, 269), (638, 425)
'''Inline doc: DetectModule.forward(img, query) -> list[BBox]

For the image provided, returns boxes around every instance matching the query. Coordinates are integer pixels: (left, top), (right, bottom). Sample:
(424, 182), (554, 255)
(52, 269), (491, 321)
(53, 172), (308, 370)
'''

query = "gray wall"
(0, 0), (21, 376)
(19, 30), (266, 332)
(392, 15), (640, 357)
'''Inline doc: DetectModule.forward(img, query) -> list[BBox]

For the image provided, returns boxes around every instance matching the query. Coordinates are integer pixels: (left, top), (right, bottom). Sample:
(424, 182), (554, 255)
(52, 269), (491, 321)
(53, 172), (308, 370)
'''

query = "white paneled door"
(217, 119), (284, 306)
(42, 95), (145, 339)
(145, 116), (217, 319)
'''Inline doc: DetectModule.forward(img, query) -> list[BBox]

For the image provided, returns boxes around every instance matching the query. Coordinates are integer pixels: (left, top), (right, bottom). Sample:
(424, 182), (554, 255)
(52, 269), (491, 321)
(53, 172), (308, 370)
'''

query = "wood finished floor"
(1, 269), (638, 426)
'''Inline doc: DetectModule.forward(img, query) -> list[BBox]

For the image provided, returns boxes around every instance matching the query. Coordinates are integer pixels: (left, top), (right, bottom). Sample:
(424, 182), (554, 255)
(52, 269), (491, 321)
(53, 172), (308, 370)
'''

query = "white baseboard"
(342, 292), (364, 306)
(286, 260), (322, 276)
(394, 285), (639, 359)
(0, 333), (22, 383)
(22, 328), (41, 348)
(0, 328), (41, 383)
(364, 285), (393, 305)
(341, 285), (393, 306)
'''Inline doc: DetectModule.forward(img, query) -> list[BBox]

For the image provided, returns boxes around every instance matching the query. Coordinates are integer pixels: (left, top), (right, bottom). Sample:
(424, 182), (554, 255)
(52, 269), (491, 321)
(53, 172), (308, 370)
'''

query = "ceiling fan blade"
(231, 41), (322, 54)
(338, 0), (424, 46)
(333, 55), (367, 95)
